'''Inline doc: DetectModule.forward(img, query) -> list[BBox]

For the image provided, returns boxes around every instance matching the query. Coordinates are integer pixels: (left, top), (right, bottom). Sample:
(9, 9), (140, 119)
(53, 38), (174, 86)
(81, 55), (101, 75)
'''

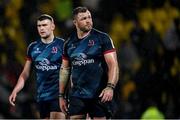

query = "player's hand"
(99, 87), (114, 103)
(59, 97), (68, 115)
(9, 92), (17, 106)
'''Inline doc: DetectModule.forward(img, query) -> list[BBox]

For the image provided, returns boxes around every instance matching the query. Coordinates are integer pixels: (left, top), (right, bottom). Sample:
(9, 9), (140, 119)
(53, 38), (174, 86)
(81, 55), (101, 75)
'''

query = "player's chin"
(39, 34), (45, 38)
(41, 35), (48, 39)
(87, 25), (92, 30)
(85, 26), (92, 32)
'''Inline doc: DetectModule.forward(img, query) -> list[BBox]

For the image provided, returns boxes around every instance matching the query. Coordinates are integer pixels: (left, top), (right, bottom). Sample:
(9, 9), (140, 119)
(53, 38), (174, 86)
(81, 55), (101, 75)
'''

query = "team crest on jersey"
(88, 40), (94, 46)
(51, 47), (58, 53)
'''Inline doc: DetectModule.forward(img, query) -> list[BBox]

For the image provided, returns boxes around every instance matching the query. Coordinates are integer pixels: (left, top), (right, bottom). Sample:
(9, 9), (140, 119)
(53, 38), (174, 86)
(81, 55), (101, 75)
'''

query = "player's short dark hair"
(37, 14), (54, 22)
(72, 6), (89, 20)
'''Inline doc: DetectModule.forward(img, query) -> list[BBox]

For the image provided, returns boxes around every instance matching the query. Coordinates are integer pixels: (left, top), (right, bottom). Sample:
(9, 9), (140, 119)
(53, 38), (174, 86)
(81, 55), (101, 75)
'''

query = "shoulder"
(55, 37), (65, 42)
(54, 37), (65, 43)
(64, 37), (71, 46)
(65, 32), (76, 44)
(27, 40), (38, 52)
(92, 28), (110, 38)
(92, 28), (112, 44)
(28, 41), (38, 48)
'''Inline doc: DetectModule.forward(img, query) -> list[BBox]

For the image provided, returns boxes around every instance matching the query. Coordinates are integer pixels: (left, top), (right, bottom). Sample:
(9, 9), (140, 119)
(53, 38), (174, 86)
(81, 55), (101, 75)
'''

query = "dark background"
(0, 0), (179, 119)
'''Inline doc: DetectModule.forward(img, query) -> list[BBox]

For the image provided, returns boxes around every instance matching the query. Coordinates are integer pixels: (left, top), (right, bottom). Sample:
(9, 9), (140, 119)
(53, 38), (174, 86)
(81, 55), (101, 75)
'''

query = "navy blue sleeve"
(101, 33), (116, 54)
(26, 42), (34, 60)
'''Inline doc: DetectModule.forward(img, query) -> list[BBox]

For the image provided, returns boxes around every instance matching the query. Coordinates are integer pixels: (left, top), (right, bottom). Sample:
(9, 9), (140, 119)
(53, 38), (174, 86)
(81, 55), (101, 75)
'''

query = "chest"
(67, 38), (103, 60)
(30, 42), (62, 62)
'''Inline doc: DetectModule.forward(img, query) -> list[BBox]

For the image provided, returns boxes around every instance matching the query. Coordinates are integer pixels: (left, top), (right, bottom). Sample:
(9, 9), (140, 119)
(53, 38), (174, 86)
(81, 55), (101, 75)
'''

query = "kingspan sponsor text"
(35, 65), (57, 71)
(72, 59), (94, 66)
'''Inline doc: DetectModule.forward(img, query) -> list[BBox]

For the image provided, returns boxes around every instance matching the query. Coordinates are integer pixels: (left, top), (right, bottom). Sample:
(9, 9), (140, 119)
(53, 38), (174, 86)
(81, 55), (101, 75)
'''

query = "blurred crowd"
(0, 0), (179, 119)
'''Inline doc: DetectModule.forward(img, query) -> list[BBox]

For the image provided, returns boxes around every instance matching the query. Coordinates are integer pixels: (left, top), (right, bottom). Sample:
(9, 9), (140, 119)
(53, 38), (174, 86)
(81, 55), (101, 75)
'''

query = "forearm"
(59, 66), (70, 95)
(107, 63), (119, 86)
(99, 60), (119, 102)
(12, 74), (27, 94)
(104, 52), (119, 89)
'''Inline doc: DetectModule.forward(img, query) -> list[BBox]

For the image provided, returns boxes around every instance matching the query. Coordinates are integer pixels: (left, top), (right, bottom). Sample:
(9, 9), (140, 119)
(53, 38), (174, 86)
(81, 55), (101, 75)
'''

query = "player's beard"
(80, 24), (92, 33)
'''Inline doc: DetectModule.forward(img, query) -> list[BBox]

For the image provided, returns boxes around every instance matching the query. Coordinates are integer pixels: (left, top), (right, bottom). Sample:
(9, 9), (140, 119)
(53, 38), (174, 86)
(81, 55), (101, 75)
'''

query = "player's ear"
(73, 20), (76, 26)
(51, 22), (55, 30)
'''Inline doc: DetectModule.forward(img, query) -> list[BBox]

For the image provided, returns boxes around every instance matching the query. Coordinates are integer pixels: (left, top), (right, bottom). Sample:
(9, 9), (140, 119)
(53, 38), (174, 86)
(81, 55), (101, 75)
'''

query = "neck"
(77, 29), (91, 39)
(41, 34), (54, 44)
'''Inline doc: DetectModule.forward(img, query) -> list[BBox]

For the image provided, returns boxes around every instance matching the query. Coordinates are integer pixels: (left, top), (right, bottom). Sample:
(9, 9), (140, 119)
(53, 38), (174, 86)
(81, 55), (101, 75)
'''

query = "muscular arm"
(59, 59), (70, 114)
(9, 60), (32, 106)
(99, 51), (119, 102)
(104, 51), (119, 86)
(59, 59), (70, 95)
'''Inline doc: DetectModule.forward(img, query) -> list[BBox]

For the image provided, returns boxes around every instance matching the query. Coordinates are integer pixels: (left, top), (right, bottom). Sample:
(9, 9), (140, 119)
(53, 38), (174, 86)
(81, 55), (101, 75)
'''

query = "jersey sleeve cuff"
(26, 56), (32, 61)
(103, 48), (116, 55)
(62, 55), (69, 60)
